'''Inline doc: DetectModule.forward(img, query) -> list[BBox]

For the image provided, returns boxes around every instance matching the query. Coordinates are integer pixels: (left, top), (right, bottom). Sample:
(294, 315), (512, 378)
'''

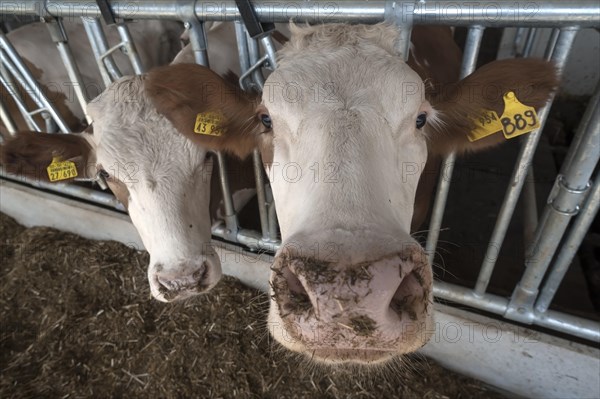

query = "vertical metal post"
(474, 28), (579, 298)
(0, 70), (40, 131)
(45, 18), (91, 124)
(535, 173), (600, 313)
(385, 0), (413, 61)
(506, 74), (598, 322)
(426, 26), (485, 264)
(246, 34), (265, 88)
(115, 23), (145, 74)
(0, 34), (71, 133)
(0, 98), (17, 135)
(520, 27), (541, 245)
(216, 151), (239, 241)
(521, 27), (538, 57)
(183, 19), (210, 67)
(82, 18), (123, 85)
(253, 149), (269, 238)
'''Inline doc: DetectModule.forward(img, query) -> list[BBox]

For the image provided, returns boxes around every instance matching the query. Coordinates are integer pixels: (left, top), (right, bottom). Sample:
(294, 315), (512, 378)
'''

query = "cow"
(144, 23), (558, 364)
(1, 18), (184, 135)
(0, 23), (262, 302)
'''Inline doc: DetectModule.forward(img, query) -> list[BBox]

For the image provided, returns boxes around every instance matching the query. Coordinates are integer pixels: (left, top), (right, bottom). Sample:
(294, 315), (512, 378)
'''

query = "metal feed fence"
(1, 1), (599, 344)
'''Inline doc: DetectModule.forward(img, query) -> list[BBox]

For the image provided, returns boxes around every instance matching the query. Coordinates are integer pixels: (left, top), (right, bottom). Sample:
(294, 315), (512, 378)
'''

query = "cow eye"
(416, 112), (427, 129)
(260, 113), (272, 129)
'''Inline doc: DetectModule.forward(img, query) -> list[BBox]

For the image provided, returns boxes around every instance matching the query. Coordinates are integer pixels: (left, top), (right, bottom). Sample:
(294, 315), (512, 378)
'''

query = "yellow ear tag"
(499, 91), (540, 139)
(194, 112), (223, 137)
(47, 156), (78, 182)
(467, 109), (503, 142)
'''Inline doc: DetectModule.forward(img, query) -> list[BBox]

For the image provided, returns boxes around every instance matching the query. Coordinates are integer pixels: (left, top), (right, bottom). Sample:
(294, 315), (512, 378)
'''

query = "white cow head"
(141, 23), (558, 365)
(0, 74), (220, 302)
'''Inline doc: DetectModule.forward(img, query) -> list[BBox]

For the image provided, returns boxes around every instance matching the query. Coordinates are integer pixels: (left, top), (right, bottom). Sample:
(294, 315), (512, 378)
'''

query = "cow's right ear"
(0, 131), (95, 182)
(145, 63), (262, 159)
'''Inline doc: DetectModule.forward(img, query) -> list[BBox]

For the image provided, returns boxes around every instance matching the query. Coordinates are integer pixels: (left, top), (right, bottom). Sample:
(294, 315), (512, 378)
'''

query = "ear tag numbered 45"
(47, 157), (78, 182)
(194, 112), (223, 137)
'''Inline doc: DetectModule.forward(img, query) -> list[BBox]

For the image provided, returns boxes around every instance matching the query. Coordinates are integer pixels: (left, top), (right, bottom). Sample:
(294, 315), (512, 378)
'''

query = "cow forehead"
(88, 76), (208, 185)
(262, 54), (426, 141)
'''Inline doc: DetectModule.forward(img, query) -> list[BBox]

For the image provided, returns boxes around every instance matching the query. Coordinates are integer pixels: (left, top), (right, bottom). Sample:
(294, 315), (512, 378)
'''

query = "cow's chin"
(267, 307), (434, 366)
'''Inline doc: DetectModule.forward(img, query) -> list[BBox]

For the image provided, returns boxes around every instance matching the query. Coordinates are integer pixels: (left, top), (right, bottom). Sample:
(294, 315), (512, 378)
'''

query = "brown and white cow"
(145, 23), (558, 364)
(1, 23), (260, 302)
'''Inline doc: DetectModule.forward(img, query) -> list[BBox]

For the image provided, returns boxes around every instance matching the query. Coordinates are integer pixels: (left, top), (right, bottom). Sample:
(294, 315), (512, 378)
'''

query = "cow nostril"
(389, 269), (421, 322)
(281, 266), (312, 314)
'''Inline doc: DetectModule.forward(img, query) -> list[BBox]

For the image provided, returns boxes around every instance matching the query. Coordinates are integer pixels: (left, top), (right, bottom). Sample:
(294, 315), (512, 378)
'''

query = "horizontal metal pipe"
(0, 172), (125, 212)
(2, 1), (598, 27)
(433, 280), (509, 315)
(434, 281), (600, 342)
(212, 224), (280, 253)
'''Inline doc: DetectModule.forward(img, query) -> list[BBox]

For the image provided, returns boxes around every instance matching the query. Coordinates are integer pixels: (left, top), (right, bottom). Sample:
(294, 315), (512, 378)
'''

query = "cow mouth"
(307, 348), (395, 365)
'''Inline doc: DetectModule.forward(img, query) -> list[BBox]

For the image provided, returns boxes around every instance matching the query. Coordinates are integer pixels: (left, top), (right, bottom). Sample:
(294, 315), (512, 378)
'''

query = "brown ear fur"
(145, 63), (261, 159)
(0, 131), (92, 182)
(427, 58), (559, 156)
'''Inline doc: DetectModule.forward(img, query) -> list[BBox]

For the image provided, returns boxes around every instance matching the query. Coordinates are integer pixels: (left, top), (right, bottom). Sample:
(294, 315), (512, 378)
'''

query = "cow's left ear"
(426, 58), (559, 156)
(145, 63), (262, 159)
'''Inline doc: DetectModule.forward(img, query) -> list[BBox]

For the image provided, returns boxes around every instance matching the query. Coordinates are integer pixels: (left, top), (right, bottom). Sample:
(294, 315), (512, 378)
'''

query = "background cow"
(1, 23), (262, 302)
(145, 23), (558, 364)
(1, 18), (184, 135)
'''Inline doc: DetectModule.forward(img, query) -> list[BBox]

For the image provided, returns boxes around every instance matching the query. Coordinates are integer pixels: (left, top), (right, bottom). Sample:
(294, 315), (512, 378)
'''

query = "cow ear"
(145, 63), (261, 159)
(426, 58), (559, 156)
(0, 131), (95, 182)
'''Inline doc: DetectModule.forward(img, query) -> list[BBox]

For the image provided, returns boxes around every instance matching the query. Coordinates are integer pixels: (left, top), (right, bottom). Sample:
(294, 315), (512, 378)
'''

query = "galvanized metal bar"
(385, 0), (413, 61)
(259, 35), (278, 70)
(0, 34), (71, 133)
(45, 18), (91, 124)
(520, 27), (540, 246)
(534, 308), (600, 342)
(475, 28), (579, 298)
(0, 172), (125, 211)
(212, 224), (280, 253)
(81, 18), (111, 87)
(433, 281), (599, 342)
(82, 18), (123, 83)
(6, 1), (599, 27)
(426, 26), (484, 264)
(562, 80), (600, 173)
(252, 149), (269, 239)
(506, 77), (598, 323)
(535, 174), (600, 313)
(115, 23), (145, 74)
(268, 200), (279, 242)
(0, 68), (41, 132)
(215, 151), (239, 241)
(246, 35), (265, 88)
(521, 27), (538, 57)
(0, 97), (18, 135)
(185, 20), (210, 67)
(234, 21), (251, 71)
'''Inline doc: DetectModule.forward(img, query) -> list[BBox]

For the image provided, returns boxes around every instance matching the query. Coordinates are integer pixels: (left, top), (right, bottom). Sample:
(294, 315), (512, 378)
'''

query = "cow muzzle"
(148, 251), (222, 302)
(268, 243), (433, 364)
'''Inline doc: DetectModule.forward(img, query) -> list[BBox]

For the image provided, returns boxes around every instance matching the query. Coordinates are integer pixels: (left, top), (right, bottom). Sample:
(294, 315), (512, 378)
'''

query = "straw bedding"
(0, 213), (503, 398)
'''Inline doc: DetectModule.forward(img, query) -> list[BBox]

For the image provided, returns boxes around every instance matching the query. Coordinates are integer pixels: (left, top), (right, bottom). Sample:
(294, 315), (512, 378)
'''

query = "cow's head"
(145, 23), (558, 364)
(0, 74), (222, 302)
